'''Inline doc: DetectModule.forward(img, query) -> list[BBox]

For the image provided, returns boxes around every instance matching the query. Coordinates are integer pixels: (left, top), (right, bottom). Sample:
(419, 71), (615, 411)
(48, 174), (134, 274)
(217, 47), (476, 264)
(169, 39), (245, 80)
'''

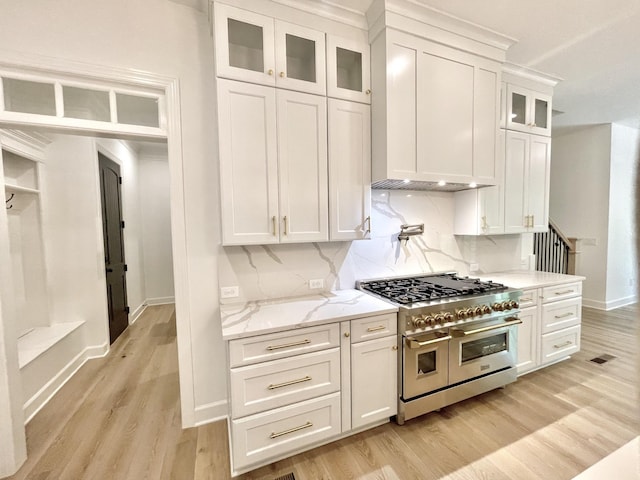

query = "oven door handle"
(406, 333), (452, 349)
(450, 317), (523, 337)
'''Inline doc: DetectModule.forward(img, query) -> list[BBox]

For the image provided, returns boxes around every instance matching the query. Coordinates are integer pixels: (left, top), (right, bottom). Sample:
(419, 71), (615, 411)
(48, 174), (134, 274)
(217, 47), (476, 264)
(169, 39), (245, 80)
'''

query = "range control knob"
(509, 300), (519, 309)
(434, 313), (445, 324)
(473, 306), (483, 316)
(444, 312), (454, 322)
(482, 305), (492, 315)
(411, 316), (426, 328)
(424, 315), (434, 326)
(492, 302), (503, 311)
(501, 301), (511, 310)
(465, 307), (475, 317)
(455, 309), (467, 320)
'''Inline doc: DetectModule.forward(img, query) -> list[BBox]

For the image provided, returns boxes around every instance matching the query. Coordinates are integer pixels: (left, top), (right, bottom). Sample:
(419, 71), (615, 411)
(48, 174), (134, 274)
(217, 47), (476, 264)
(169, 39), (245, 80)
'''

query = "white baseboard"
(146, 296), (175, 306)
(23, 342), (109, 424)
(583, 295), (637, 311)
(193, 400), (228, 427)
(130, 303), (146, 324)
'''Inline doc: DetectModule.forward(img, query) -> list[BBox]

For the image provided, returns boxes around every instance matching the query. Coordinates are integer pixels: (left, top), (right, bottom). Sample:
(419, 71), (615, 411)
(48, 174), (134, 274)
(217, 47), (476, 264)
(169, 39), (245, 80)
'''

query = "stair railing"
(534, 219), (578, 274)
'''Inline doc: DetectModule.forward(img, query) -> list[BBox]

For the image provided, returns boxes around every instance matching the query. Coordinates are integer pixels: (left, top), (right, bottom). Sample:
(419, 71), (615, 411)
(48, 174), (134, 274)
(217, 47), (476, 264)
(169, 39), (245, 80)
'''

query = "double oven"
(358, 273), (522, 424)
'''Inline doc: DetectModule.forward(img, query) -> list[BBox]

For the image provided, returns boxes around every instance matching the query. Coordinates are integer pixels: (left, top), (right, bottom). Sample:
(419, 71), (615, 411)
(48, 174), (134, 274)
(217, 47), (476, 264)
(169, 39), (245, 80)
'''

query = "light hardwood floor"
(5, 304), (638, 480)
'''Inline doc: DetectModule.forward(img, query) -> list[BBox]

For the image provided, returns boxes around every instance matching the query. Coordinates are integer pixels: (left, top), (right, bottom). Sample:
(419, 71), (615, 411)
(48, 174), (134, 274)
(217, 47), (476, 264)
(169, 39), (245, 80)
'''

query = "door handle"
(106, 268), (114, 273)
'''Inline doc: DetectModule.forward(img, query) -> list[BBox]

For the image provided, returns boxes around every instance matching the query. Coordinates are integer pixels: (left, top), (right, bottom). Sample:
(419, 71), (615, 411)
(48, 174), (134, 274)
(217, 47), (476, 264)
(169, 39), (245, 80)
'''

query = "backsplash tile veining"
(219, 190), (525, 303)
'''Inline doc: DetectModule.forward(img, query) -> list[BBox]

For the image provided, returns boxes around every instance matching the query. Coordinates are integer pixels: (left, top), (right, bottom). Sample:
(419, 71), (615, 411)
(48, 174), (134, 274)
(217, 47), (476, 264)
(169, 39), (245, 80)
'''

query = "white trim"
(146, 296), (176, 305)
(0, 129), (51, 161)
(22, 342), (109, 424)
(130, 303), (147, 325)
(584, 295), (638, 311)
(194, 400), (229, 426)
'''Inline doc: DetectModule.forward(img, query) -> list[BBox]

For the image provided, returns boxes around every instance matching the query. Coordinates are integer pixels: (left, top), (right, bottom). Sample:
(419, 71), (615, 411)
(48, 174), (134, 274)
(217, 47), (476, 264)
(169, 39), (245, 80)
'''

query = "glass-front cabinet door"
(214, 3), (276, 86)
(506, 84), (552, 136)
(326, 35), (371, 104)
(274, 21), (326, 95)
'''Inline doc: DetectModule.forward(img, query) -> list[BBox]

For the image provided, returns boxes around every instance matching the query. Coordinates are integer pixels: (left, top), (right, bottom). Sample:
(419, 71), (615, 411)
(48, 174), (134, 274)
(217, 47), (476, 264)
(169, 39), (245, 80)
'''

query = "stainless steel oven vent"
(371, 179), (493, 192)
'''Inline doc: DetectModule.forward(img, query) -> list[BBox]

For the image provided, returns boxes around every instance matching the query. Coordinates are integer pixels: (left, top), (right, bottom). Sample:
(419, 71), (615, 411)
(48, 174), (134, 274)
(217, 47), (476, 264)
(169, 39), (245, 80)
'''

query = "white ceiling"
(335, 0), (640, 133)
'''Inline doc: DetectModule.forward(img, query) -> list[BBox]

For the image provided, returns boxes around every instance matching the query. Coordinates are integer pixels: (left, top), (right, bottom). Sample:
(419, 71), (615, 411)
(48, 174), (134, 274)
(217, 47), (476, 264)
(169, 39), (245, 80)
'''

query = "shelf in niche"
(5, 183), (40, 195)
(18, 321), (85, 369)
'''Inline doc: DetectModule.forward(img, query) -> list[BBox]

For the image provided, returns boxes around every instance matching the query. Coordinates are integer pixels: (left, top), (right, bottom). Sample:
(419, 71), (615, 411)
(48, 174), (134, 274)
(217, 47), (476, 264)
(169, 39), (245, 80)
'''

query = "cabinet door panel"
(528, 135), (551, 231)
(351, 336), (397, 429)
(328, 99), (371, 240)
(277, 90), (328, 242)
(214, 4), (275, 86)
(218, 80), (279, 245)
(504, 131), (529, 233)
(516, 306), (538, 375)
(327, 35), (371, 104)
(473, 67), (499, 182)
(418, 52), (473, 178)
(275, 21), (326, 95)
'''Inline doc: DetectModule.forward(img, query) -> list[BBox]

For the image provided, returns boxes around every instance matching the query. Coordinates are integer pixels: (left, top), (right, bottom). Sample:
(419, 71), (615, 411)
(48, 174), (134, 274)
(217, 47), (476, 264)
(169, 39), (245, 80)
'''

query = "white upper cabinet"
(277, 90), (329, 243)
(506, 84), (552, 136)
(217, 79), (279, 245)
(326, 35), (371, 104)
(328, 98), (371, 241)
(217, 79), (328, 245)
(214, 3), (326, 95)
(504, 131), (551, 233)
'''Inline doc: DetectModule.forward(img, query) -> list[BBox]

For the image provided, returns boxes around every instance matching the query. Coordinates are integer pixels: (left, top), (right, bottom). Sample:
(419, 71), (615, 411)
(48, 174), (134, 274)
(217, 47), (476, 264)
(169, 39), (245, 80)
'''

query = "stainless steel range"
(356, 272), (522, 424)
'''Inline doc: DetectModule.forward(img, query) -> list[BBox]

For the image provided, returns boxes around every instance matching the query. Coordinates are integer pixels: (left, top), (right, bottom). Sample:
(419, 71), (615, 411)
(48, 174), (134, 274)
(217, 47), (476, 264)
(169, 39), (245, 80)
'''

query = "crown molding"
(503, 62), (563, 87)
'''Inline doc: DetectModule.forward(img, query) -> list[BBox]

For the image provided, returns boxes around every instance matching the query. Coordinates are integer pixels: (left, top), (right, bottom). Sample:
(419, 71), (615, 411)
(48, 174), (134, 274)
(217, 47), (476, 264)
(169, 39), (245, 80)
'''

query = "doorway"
(98, 152), (129, 344)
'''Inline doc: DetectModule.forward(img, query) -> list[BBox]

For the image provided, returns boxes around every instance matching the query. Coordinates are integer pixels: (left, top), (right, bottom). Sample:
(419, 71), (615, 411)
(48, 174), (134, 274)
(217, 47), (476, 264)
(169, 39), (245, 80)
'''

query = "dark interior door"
(99, 153), (129, 344)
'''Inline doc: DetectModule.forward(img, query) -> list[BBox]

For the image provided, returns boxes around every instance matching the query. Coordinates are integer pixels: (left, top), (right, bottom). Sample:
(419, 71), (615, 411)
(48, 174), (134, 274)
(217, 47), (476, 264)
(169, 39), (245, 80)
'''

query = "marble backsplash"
(218, 190), (527, 303)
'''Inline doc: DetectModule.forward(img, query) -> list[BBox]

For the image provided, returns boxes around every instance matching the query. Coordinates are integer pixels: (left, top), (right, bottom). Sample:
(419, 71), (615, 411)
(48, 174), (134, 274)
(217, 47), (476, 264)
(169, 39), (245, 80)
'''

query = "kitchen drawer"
(229, 323), (340, 367)
(230, 348), (340, 418)
(231, 392), (341, 472)
(350, 313), (397, 343)
(541, 325), (581, 365)
(518, 288), (538, 309)
(541, 282), (581, 303)
(541, 297), (581, 334)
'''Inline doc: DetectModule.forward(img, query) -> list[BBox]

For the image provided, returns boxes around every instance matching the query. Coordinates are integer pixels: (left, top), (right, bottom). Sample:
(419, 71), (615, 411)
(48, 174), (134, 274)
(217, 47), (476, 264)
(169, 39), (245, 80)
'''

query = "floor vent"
(274, 474), (295, 480)
(590, 354), (617, 364)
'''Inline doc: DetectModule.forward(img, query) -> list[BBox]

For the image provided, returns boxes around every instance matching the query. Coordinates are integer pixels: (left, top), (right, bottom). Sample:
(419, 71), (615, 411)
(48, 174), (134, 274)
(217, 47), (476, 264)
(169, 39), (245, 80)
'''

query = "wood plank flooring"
(5, 303), (638, 480)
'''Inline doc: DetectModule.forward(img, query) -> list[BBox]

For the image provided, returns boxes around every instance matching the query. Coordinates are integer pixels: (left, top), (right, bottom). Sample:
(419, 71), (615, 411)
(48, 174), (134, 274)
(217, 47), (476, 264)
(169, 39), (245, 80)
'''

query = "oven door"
(448, 316), (521, 384)
(403, 330), (450, 399)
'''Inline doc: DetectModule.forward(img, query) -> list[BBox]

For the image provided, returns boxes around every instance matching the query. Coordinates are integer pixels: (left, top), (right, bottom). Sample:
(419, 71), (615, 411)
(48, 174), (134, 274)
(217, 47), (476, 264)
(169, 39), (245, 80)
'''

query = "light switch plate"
(309, 279), (324, 289)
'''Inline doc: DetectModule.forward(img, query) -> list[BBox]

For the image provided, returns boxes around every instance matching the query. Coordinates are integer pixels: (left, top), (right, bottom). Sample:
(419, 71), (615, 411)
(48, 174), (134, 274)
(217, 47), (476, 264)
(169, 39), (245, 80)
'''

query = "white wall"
(550, 123), (638, 309)
(0, 0), (223, 434)
(139, 153), (174, 302)
(43, 136), (110, 346)
(607, 124), (638, 306)
(219, 190), (525, 302)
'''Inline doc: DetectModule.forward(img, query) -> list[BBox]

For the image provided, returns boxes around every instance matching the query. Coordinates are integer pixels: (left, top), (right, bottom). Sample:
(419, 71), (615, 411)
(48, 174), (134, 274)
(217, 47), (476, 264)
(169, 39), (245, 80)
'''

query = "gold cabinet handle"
(344, 332), (350, 338)
(268, 376), (312, 390)
(554, 290), (574, 295)
(554, 312), (574, 319)
(365, 89), (371, 95)
(270, 421), (313, 439)
(283, 215), (288, 235)
(267, 69), (274, 75)
(266, 339), (310, 351)
(451, 317), (523, 337)
(365, 216), (371, 234)
(520, 297), (533, 302)
(279, 71), (285, 78)
(481, 215), (488, 230)
(530, 215), (534, 227)
(366, 325), (386, 333)
(272, 215), (277, 236)
(553, 341), (572, 349)
(392, 345), (398, 351)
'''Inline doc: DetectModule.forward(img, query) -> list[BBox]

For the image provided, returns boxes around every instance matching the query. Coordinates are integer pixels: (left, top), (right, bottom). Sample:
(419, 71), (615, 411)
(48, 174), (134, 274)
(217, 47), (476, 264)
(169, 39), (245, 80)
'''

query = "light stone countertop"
(476, 270), (585, 290)
(221, 289), (398, 340)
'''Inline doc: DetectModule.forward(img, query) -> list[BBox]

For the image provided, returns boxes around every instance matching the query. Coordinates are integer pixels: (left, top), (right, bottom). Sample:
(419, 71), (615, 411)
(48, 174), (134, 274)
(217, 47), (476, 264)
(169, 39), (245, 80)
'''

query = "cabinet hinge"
(125, 306), (130, 314)
(121, 220), (125, 229)
(124, 264), (128, 272)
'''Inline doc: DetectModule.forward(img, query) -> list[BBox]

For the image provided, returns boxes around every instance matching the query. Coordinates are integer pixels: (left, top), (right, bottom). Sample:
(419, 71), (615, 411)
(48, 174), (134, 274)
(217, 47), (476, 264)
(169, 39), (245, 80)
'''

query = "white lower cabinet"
(351, 335), (397, 429)
(516, 280), (583, 376)
(227, 314), (398, 475)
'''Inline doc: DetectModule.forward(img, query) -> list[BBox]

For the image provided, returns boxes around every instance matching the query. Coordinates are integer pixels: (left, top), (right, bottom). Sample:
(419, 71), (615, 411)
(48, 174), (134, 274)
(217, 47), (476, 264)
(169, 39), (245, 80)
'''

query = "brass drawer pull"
(272, 216), (277, 236)
(554, 312), (573, 319)
(553, 341), (572, 349)
(554, 290), (574, 295)
(266, 339), (310, 351)
(520, 297), (533, 302)
(270, 421), (313, 439)
(366, 325), (386, 333)
(268, 376), (312, 390)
